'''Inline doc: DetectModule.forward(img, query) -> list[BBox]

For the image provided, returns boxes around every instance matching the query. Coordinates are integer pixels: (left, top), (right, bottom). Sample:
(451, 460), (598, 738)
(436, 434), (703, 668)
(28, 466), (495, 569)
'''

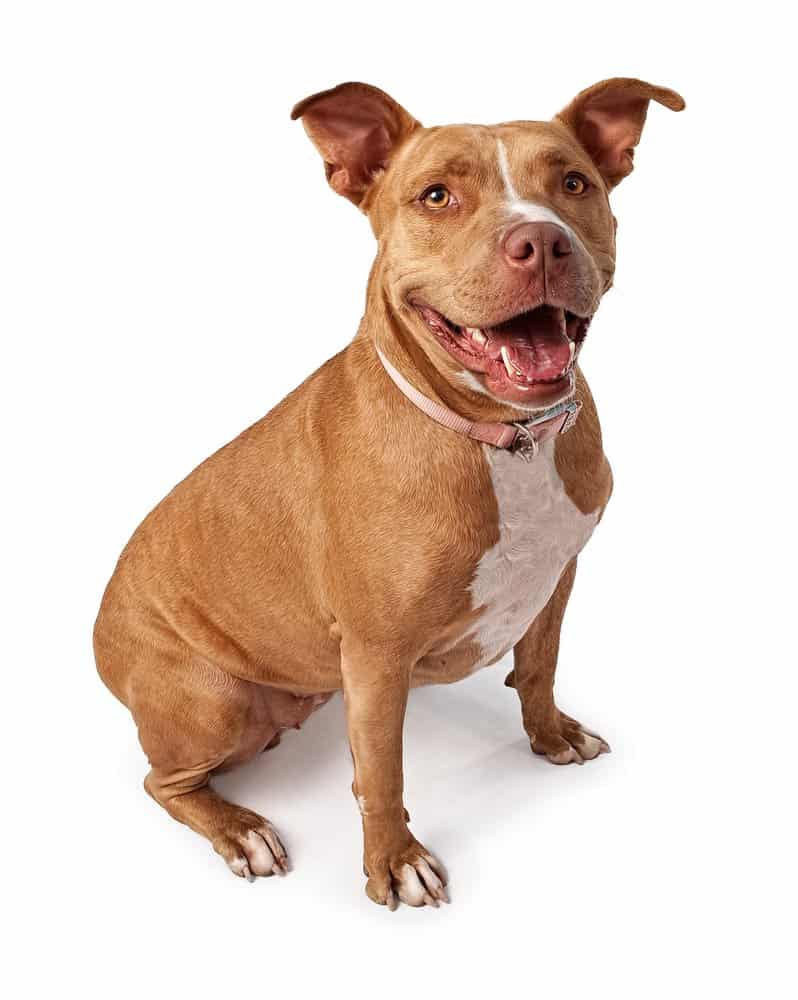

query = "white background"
(2, 3), (795, 998)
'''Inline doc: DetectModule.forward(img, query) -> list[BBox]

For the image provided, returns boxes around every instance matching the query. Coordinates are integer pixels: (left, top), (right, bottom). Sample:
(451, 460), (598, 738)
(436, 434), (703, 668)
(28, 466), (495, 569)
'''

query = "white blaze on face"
(496, 138), (582, 248)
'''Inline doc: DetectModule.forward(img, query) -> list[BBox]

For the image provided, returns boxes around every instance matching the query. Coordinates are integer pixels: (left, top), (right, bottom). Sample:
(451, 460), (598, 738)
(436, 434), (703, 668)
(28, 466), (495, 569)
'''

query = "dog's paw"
(211, 807), (289, 880)
(530, 711), (610, 765)
(364, 838), (449, 910)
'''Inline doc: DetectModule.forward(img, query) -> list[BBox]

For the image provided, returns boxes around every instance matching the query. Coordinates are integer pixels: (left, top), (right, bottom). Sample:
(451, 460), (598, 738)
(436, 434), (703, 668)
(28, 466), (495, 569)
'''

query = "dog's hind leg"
(131, 653), (290, 880)
(144, 769), (288, 880)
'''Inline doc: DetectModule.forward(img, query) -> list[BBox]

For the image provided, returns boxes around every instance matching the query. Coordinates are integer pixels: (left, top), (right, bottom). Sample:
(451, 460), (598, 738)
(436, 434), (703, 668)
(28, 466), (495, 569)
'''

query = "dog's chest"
(467, 441), (598, 667)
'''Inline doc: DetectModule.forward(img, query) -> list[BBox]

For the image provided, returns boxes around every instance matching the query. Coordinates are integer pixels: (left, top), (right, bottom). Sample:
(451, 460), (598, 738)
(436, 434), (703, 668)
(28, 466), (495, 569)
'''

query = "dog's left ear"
(556, 78), (685, 189)
(291, 82), (420, 208)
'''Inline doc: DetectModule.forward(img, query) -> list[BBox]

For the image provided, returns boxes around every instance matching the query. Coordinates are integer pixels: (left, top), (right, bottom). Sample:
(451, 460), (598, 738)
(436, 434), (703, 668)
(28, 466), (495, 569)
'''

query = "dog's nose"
(502, 221), (573, 269)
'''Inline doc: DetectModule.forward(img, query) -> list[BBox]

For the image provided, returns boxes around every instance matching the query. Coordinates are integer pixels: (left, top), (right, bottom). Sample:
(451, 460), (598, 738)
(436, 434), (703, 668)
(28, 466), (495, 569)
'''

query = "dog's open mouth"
(413, 302), (592, 406)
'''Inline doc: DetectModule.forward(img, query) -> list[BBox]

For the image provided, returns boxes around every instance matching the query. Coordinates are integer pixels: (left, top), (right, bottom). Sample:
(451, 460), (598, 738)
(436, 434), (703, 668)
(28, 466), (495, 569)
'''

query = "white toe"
(258, 823), (288, 871)
(397, 863), (427, 906)
(578, 732), (604, 759)
(416, 859), (442, 893)
(548, 745), (583, 764)
(243, 830), (276, 876)
(227, 856), (254, 881)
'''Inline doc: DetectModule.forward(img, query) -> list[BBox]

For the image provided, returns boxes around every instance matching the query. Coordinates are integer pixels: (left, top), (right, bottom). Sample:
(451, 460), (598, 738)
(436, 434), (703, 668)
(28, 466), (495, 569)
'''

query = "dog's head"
(292, 79), (684, 410)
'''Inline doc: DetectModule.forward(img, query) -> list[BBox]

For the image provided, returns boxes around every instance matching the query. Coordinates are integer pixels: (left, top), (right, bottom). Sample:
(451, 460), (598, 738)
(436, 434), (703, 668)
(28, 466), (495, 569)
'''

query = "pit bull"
(94, 78), (684, 909)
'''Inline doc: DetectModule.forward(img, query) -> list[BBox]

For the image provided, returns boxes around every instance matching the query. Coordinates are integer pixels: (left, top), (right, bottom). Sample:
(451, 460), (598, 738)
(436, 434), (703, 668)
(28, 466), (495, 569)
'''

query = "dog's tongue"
(487, 306), (572, 381)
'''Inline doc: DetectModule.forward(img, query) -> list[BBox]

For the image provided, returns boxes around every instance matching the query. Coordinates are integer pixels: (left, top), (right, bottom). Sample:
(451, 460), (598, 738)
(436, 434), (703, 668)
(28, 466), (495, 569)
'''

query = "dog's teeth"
(569, 340), (575, 362)
(466, 327), (487, 345)
(500, 346), (521, 378)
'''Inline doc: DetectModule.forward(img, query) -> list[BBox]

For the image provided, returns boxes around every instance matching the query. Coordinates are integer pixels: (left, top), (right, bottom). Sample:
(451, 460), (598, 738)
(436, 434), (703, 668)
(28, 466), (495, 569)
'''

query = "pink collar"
(377, 347), (581, 460)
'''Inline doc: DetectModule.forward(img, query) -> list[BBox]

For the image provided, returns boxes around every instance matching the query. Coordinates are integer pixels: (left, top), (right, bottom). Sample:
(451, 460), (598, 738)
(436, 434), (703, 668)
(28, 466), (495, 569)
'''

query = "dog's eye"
(421, 185), (451, 210)
(563, 173), (588, 195)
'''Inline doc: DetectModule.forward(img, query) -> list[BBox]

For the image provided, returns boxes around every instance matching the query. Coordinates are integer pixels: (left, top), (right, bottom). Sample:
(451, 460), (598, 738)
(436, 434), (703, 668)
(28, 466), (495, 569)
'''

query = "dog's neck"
(375, 344), (581, 458)
(360, 282), (555, 428)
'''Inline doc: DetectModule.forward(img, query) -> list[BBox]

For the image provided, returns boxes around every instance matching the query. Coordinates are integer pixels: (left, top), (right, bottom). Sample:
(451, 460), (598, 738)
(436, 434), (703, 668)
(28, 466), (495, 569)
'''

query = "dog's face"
(367, 121), (614, 408)
(293, 80), (684, 409)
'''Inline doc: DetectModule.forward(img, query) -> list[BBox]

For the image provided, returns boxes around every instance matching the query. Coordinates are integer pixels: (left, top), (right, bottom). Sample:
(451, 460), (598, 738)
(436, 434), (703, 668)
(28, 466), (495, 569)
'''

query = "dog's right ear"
(291, 82), (420, 208)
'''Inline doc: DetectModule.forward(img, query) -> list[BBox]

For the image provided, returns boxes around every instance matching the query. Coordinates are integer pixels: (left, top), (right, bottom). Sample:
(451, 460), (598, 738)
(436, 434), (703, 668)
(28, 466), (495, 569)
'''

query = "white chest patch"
(468, 440), (598, 668)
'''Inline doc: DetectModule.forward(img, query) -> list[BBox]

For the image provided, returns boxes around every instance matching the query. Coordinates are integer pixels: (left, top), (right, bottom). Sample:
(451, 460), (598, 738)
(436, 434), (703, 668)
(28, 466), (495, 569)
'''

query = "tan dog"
(94, 78), (684, 909)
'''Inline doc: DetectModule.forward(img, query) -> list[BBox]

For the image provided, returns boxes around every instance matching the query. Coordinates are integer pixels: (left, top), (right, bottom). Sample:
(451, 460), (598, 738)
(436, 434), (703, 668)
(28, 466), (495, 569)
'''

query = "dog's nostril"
(552, 234), (572, 258)
(516, 241), (535, 260)
(505, 234), (537, 261)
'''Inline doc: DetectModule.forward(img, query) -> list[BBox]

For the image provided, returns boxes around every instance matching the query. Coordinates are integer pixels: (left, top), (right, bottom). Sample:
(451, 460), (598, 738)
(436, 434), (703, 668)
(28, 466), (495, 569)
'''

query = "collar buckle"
(559, 398), (582, 434)
(511, 398), (582, 461)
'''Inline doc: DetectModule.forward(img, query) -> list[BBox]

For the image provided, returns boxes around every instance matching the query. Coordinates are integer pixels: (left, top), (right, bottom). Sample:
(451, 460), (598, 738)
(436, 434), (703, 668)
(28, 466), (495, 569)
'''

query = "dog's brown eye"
(421, 185), (451, 209)
(563, 173), (588, 195)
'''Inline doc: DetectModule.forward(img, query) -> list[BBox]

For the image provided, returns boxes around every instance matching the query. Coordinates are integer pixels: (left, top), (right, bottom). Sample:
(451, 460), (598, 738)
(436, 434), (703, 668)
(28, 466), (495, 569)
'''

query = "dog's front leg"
(341, 637), (448, 909)
(507, 558), (610, 765)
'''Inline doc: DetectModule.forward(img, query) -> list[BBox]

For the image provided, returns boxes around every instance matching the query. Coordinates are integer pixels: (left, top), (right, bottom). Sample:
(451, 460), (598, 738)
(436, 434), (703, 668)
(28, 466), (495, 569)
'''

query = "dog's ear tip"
(657, 88), (686, 112)
(289, 97), (307, 121)
(644, 82), (686, 112)
(289, 85), (337, 122)
(565, 78), (686, 113)
(290, 82), (384, 121)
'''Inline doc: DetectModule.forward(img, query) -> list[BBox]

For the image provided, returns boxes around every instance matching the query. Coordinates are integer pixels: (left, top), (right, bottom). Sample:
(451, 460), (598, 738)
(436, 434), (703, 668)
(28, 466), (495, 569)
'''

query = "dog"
(94, 78), (684, 909)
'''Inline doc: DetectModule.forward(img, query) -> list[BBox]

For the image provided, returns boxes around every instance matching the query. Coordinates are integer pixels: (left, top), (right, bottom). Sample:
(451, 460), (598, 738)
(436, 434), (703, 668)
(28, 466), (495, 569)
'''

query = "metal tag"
(510, 422), (539, 461)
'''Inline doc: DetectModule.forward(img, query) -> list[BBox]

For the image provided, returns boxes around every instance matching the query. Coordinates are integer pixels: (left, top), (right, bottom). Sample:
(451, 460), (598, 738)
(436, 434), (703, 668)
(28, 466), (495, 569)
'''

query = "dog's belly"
(419, 441), (598, 683)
